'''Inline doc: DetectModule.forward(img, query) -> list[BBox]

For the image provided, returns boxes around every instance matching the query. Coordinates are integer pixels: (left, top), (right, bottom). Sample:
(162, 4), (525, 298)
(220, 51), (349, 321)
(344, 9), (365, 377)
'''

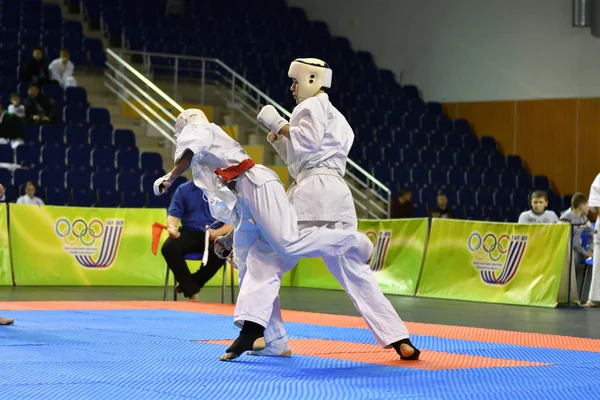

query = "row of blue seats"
(0, 84), (89, 110)
(7, 145), (158, 172)
(22, 126), (134, 148)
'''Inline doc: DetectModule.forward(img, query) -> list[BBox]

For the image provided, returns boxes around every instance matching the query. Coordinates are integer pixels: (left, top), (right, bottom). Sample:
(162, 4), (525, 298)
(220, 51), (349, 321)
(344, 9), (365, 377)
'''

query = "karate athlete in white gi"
(586, 173), (600, 307)
(229, 58), (419, 361)
(153, 108), (375, 360)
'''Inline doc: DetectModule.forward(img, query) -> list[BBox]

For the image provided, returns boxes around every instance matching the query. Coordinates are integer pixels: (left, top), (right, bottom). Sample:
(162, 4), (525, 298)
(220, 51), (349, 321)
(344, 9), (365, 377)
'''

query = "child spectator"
(518, 190), (559, 223)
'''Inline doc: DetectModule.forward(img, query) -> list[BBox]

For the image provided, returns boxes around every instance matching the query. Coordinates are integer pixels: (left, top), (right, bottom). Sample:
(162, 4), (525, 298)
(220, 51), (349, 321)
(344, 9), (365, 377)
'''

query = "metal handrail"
(105, 48), (392, 218)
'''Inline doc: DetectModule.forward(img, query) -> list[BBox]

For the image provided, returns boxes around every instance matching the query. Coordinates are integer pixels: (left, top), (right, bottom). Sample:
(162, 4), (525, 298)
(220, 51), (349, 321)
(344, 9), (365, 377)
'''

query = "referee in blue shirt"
(162, 181), (233, 301)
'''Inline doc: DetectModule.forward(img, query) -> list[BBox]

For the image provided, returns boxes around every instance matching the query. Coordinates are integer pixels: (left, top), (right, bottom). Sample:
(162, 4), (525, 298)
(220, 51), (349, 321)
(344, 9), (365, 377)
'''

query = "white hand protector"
(153, 173), (174, 196)
(214, 232), (234, 259)
(257, 105), (288, 135)
(267, 132), (283, 143)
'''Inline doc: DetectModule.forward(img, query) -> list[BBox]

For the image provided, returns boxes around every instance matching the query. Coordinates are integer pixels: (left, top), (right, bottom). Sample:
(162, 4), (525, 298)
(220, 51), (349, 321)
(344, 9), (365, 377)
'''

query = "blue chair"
(141, 152), (163, 172)
(92, 147), (115, 169)
(462, 134), (480, 150)
(96, 189), (120, 207)
(116, 146), (140, 169)
(39, 168), (65, 189)
(90, 127), (113, 148)
(465, 170), (482, 187)
(117, 171), (141, 191)
(454, 119), (471, 134)
(87, 107), (111, 127)
(92, 170), (115, 191)
(46, 186), (69, 205)
(14, 168), (39, 188)
(40, 125), (64, 145)
(448, 169), (466, 187)
(428, 168), (446, 186)
(454, 151), (471, 168)
(65, 87), (89, 107)
(65, 126), (89, 146)
(71, 187), (94, 206)
(66, 170), (90, 190)
(147, 192), (171, 208)
(66, 145), (91, 169)
(400, 147), (419, 166)
(114, 129), (136, 148)
(480, 136), (497, 152)
(0, 145), (13, 163)
(64, 106), (88, 125)
(476, 190), (493, 207)
(41, 145), (66, 168)
(121, 190), (145, 208)
(533, 175), (550, 191)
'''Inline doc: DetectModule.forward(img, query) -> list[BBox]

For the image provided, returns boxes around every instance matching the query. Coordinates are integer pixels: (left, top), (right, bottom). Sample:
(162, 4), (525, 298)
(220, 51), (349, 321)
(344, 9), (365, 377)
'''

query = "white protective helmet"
(175, 108), (209, 135)
(288, 58), (332, 103)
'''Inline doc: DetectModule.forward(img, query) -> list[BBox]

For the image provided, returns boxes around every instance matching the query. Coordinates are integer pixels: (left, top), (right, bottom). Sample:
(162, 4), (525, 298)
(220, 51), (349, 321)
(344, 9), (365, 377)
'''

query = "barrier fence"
(0, 205), (578, 307)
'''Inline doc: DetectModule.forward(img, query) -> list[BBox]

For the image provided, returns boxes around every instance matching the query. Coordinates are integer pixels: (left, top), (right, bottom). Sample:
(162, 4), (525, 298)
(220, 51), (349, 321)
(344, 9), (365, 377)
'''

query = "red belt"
(215, 159), (255, 183)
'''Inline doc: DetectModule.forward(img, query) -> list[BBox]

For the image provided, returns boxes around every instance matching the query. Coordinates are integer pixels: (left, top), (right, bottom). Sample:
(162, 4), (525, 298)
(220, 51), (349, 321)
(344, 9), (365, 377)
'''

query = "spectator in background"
(0, 104), (25, 148)
(22, 47), (50, 84)
(559, 193), (594, 260)
(390, 187), (413, 218)
(0, 182), (15, 324)
(16, 182), (44, 206)
(429, 193), (455, 219)
(24, 82), (55, 124)
(49, 49), (78, 90)
(518, 190), (558, 224)
(8, 93), (25, 118)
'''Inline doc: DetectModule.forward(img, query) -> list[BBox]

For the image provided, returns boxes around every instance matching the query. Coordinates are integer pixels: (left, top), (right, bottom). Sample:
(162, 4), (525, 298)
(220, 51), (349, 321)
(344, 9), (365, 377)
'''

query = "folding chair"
(163, 253), (235, 303)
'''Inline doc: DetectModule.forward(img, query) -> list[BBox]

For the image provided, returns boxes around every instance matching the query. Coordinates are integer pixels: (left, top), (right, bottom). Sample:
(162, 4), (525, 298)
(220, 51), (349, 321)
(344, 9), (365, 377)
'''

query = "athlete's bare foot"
(0, 316), (14, 325)
(392, 338), (420, 361)
(188, 294), (199, 302)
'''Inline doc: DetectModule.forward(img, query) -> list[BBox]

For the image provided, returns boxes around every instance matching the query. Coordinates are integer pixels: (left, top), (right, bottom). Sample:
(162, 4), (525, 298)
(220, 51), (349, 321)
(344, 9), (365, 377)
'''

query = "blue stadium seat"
(91, 147), (115, 169)
(457, 189), (476, 206)
(483, 205), (502, 222)
(40, 125), (64, 145)
(40, 168), (65, 189)
(403, 114), (420, 131)
(409, 131), (427, 148)
(426, 131), (445, 149)
(499, 173), (517, 190)
(410, 166), (428, 186)
(66, 145), (91, 169)
(65, 87), (89, 107)
(428, 168), (446, 186)
(476, 189), (493, 206)
(412, 203), (426, 218)
(471, 152), (489, 169)
(71, 187), (94, 207)
(90, 127), (113, 148)
(113, 129), (136, 148)
(448, 169), (466, 187)
(116, 146), (140, 170)
(45, 186), (69, 205)
(87, 107), (111, 127)
(419, 187), (437, 208)
(66, 170), (90, 190)
(147, 192), (170, 208)
(533, 175), (550, 191)
(121, 190), (145, 208)
(392, 166), (410, 184)
(489, 152), (506, 169)
(14, 168), (39, 187)
(42, 84), (63, 104)
(0, 169), (11, 189)
(454, 119), (471, 134)
(372, 165), (392, 187)
(480, 136), (497, 152)
(92, 170), (116, 191)
(482, 171), (499, 187)
(116, 170), (141, 191)
(420, 114), (438, 131)
(454, 151), (471, 168)
(23, 125), (40, 146)
(437, 150), (454, 167)
(96, 189), (120, 207)
(0, 145), (13, 163)
(516, 173), (532, 191)
(41, 145), (66, 168)
(65, 126), (89, 146)
(64, 106), (87, 125)
(16, 146), (40, 169)
(400, 147), (419, 165)
(493, 190), (511, 208)
(462, 134), (480, 150)
(464, 205), (483, 221)
(506, 155), (523, 171)
(465, 170), (482, 187)
(511, 191), (530, 210)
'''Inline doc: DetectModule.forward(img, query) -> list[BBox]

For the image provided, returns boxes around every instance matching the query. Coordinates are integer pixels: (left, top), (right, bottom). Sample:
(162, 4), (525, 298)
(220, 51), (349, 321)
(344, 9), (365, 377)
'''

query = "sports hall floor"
(1, 286), (599, 399)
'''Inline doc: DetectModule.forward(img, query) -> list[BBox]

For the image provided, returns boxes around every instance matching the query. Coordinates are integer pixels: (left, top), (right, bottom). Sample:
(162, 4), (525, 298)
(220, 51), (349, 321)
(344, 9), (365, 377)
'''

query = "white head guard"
(175, 108), (209, 135)
(288, 58), (332, 103)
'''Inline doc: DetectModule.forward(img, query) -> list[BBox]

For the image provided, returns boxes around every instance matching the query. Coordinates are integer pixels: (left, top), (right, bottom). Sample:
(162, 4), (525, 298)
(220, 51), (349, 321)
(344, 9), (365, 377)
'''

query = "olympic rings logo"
(468, 232), (510, 262)
(55, 218), (105, 246)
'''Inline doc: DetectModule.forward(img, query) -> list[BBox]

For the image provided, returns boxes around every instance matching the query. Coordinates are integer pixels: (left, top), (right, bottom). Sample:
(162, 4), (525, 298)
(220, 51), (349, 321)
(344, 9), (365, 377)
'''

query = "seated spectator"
(22, 47), (51, 84)
(24, 82), (56, 124)
(429, 192), (455, 219)
(0, 104), (25, 148)
(559, 193), (594, 260)
(390, 187), (413, 218)
(7, 93), (25, 118)
(16, 182), (44, 206)
(0, 183), (5, 201)
(518, 190), (558, 223)
(49, 49), (78, 90)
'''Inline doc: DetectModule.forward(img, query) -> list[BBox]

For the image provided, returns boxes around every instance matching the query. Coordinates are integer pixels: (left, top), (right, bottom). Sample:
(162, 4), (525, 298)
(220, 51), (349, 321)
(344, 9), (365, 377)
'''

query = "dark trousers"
(161, 229), (225, 298)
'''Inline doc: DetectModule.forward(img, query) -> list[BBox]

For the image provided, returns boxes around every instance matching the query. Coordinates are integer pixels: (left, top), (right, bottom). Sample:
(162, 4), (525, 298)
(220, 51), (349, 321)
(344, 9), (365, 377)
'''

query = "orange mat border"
(201, 339), (549, 370)
(1, 301), (599, 353)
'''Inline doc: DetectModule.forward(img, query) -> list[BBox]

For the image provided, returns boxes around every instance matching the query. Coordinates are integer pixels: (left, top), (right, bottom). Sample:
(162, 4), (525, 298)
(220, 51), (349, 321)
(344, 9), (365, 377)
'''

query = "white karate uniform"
(172, 122), (369, 328)
(259, 93), (410, 349)
(588, 173), (600, 302)
(16, 195), (44, 206)
(48, 58), (78, 90)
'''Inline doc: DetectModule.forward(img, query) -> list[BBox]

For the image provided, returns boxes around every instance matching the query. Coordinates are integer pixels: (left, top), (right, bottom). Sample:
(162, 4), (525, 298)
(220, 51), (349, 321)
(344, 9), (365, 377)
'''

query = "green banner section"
(10, 204), (169, 285)
(293, 219), (429, 296)
(0, 204), (12, 285)
(417, 219), (571, 307)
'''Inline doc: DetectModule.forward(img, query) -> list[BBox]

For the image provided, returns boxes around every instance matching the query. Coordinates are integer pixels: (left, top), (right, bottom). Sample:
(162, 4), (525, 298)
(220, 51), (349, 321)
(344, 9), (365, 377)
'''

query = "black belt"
(226, 180), (237, 192)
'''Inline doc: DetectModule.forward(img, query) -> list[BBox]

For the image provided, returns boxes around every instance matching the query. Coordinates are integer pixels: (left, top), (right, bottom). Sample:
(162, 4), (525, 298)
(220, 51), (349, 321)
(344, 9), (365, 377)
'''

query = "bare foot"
(175, 284), (183, 294)
(0, 316), (14, 325)
(219, 337), (266, 361)
(584, 300), (600, 308)
(400, 343), (416, 359)
(188, 294), (199, 302)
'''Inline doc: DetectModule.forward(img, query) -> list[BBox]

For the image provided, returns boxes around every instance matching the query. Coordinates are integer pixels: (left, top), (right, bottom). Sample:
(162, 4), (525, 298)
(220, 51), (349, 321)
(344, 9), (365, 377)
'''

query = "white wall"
(286, 0), (600, 102)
